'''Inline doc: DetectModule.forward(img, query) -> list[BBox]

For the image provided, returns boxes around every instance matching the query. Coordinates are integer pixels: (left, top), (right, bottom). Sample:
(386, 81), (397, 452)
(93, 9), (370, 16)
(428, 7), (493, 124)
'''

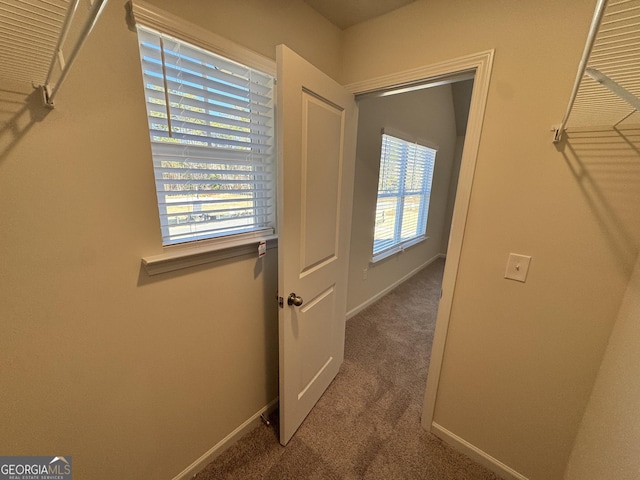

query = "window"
(135, 25), (275, 246)
(372, 130), (437, 260)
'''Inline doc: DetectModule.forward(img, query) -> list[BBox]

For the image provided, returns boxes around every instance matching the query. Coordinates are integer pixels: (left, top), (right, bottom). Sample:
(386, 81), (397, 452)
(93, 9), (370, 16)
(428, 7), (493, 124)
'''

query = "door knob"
(287, 293), (303, 307)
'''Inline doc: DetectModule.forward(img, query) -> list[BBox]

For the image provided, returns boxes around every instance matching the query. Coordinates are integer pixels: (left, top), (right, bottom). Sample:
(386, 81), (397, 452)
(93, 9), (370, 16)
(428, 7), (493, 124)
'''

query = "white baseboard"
(346, 253), (445, 320)
(171, 398), (279, 480)
(431, 422), (529, 480)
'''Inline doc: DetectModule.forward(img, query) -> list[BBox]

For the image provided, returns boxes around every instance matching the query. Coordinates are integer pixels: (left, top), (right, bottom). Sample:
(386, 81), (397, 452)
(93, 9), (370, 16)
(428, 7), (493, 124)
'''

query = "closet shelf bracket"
(585, 67), (640, 113)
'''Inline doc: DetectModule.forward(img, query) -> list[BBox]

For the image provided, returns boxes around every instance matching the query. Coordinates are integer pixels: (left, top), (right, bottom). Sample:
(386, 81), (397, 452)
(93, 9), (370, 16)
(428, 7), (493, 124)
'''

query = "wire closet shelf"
(553, 0), (640, 142)
(0, 0), (108, 107)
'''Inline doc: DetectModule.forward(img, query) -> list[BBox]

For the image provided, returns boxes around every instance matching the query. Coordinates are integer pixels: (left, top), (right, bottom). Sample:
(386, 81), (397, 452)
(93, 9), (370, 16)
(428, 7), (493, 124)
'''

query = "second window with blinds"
(372, 129), (437, 262)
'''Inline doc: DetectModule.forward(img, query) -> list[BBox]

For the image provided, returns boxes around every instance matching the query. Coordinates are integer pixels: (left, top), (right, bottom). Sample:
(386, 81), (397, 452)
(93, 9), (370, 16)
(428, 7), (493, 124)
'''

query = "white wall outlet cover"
(505, 253), (532, 283)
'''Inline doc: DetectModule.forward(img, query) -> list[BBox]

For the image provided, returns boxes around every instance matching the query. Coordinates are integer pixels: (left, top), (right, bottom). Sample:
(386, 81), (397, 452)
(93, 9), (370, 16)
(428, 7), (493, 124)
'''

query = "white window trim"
(128, 1), (276, 77)
(370, 235), (428, 264)
(130, 0), (278, 274)
(142, 234), (278, 275)
(382, 126), (439, 151)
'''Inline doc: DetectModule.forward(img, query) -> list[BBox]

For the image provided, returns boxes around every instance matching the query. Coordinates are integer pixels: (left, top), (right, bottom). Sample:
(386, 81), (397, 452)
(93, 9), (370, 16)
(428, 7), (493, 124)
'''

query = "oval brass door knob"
(287, 293), (303, 306)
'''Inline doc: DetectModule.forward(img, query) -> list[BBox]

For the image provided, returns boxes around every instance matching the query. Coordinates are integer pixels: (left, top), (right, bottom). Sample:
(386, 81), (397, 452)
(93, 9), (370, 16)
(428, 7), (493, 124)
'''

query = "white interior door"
(276, 45), (357, 446)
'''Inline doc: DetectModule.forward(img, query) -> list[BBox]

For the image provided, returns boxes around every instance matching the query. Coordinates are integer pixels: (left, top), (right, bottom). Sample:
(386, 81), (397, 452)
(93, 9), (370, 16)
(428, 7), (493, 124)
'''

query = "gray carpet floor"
(195, 258), (502, 479)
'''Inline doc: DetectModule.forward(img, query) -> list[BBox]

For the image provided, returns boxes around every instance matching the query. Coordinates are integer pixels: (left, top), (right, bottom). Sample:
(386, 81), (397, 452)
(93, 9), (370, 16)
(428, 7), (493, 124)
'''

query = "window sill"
(142, 234), (278, 275)
(370, 236), (427, 264)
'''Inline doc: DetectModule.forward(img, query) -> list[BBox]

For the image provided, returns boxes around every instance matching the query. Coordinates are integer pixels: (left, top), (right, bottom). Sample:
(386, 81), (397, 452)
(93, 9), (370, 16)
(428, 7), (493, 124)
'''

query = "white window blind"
(373, 132), (436, 258)
(135, 26), (276, 246)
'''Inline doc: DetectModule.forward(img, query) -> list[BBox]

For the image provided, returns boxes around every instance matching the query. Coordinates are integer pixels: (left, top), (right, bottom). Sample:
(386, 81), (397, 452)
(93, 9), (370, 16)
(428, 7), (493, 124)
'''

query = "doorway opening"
(347, 76), (474, 316)
(343, 50), (495, 431)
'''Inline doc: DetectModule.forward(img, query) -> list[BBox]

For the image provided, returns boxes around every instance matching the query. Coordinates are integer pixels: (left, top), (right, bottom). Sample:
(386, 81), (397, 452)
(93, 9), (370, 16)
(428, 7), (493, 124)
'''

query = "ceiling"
(302, 0), (417, 29)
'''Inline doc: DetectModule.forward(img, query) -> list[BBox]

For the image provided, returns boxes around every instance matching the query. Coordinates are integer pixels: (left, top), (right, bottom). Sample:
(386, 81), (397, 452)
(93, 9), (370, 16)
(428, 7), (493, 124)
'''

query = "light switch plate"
(505, 253), (532, 283)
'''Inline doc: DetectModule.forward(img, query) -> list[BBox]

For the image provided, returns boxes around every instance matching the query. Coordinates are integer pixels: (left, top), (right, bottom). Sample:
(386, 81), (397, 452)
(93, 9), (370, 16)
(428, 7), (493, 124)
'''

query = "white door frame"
(343, 50), (494, 430)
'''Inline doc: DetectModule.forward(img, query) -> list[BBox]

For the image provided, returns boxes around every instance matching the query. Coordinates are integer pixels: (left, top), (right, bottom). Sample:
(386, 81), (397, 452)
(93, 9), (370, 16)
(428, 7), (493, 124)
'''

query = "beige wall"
(441, 80), (472, 252)
(347, 85), (457, 313)
(0, 1), (339, 479)
(4, 1), (640, 479)
(564, 253), (640, 480)
(343, 1), (640, 479)
(440, 135), (464, 253)
(144, 0), (343, 81)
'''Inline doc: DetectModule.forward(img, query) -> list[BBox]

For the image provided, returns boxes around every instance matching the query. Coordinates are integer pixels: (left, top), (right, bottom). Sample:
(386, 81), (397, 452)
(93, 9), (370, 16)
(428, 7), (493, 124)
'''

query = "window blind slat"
(144, 87), (272, 129)
(153, 45), (257, 91)
(161, 61), (272, 106)
(153, 165), (272, 176)
(154, 185), (272, 195)
(138, 30), (257, 79)
(166, 223), (274, 241)
(152, 155), (271, 168)
(161, 210), (272, 227)
(141, 64), (271, 114)
(142, 47), (273, 103)
(138, 33), (272, 87)
(147, 112), (272, 144)
(154, 177), (271, 187)
(159, 197), (273, 209)
(142, 76), (272, 119)
(150, 130), (272, 153)
(151, 143), (272, 160)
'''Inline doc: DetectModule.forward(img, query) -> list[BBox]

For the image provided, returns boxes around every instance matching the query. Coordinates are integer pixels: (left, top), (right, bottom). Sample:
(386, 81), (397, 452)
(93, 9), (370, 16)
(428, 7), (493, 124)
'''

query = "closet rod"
(41, 0), (109, 107)
(553, 0), (609, 143)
